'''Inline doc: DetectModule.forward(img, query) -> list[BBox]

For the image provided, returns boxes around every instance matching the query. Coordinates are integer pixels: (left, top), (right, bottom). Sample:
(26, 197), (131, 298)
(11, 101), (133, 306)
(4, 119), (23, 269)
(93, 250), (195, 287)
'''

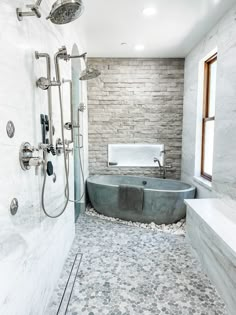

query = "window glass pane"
(208, 60), (217, 117)
(203, 120), (215, 176)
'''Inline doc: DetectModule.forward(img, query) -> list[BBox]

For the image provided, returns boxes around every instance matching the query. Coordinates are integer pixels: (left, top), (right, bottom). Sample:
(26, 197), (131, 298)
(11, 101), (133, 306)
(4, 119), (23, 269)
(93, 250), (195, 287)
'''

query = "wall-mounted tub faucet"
(154, 157), (162, 168)
(154, 157), (172, 179)
(154, 157), (166, 179)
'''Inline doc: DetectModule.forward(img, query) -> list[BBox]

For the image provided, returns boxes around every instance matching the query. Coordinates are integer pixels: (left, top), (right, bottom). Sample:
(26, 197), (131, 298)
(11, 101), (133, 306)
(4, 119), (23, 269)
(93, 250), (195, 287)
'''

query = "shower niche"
(108, 144), (165, 167)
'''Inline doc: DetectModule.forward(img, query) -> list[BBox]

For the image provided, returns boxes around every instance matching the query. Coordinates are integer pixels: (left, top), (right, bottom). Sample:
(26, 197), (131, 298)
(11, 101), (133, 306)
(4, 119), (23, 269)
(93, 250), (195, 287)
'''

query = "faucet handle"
(26, 4), (41, 18)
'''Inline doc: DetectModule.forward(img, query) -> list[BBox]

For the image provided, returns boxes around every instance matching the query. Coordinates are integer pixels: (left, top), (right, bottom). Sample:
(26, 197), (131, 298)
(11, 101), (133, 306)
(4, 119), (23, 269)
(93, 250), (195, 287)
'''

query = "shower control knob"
(36, 77), (50, 90)
(19, 142), (44, 171)
(56, 138), (64, 156)
(36, 77), (61, 90)
(64, 122), (73, 130)
(79, 103), (86, 112)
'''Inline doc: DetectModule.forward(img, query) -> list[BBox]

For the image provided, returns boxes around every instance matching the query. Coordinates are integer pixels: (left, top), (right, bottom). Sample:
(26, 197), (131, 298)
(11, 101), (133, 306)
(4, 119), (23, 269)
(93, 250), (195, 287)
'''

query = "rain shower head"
(47, 0), (84, 24)
(80, 68), (101, 81)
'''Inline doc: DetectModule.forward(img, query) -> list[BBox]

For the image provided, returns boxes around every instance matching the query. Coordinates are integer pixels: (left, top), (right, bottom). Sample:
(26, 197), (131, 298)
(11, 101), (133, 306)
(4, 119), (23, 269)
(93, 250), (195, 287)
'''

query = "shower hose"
(65, 141), (85, 204)
(41, 89), (85, 218)
(41, 84), (69, 219)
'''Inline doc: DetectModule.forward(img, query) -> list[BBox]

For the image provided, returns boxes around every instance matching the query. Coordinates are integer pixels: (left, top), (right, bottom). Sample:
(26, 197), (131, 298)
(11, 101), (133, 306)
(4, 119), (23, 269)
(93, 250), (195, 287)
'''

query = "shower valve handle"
(16, 3), (42, 21)
(28, 157), (44, 167)
(36, 77), (60, 90)
(19, 142), (45, 171)
(26, 4), (41, 18)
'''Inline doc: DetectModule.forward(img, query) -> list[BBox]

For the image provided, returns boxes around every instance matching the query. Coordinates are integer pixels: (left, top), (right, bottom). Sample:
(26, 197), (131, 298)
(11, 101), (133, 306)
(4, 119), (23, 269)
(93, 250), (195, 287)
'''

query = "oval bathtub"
(87, 175), (196, 225)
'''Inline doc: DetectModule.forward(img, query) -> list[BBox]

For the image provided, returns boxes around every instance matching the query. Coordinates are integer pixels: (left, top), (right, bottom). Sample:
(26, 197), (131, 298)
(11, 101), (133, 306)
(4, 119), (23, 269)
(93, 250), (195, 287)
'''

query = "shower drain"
(56, 253), (83, 315)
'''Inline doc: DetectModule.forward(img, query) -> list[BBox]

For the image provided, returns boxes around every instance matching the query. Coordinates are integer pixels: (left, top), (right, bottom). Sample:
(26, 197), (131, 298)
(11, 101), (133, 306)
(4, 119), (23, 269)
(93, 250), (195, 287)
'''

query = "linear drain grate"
(56, 253), (83, 315)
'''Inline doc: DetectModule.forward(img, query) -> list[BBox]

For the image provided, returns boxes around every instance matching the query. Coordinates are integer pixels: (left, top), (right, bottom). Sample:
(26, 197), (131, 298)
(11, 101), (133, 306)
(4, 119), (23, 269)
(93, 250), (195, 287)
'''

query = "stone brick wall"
(87, 58), (184, 179)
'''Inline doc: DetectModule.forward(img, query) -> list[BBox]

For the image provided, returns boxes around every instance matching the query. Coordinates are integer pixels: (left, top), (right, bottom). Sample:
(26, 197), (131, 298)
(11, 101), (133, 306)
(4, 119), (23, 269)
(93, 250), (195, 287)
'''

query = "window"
(201, 53), (217, 181)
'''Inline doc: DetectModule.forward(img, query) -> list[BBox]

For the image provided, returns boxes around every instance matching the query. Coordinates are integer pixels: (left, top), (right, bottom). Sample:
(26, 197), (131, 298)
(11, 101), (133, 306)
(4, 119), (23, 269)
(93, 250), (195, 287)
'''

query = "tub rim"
(87, 175), (196, 194)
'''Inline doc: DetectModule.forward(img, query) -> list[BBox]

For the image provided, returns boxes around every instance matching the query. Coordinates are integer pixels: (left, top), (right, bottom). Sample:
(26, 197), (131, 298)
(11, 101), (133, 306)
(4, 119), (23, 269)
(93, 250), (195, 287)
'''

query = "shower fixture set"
(16, 0), (84, 24)
(20, 46), (100, 218)
(17, 1), (101, 218)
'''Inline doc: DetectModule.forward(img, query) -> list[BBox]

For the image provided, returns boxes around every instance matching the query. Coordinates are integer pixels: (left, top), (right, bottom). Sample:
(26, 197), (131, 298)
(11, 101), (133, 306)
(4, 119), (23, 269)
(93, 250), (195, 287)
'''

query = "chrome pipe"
(17, 11), (35, 18)
(40, 47), (70, 219)
(62, 79), (73, 143)
(68, 53), (87, 60)
(35, 52), (53, 146)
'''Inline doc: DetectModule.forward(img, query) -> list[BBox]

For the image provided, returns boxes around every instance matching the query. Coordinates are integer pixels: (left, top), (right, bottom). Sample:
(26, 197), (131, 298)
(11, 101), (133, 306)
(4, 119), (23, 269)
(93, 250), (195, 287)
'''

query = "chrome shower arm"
(35, 52), (51, 77)
(54, 47), (70, 83)
(69, 53), (87, 60)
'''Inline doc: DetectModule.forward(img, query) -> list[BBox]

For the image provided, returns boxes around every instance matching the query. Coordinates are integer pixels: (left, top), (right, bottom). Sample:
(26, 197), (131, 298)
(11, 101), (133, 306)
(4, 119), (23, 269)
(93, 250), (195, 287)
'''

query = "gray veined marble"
(46, 211), (226, 315)
(181, 3), (236, 200)
(186, 199), (236, 315)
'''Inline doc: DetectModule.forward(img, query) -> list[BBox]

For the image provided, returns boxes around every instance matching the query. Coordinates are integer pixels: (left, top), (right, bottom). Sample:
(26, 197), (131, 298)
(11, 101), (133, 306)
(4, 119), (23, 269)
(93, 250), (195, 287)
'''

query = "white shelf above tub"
(108, 144), (164, 167)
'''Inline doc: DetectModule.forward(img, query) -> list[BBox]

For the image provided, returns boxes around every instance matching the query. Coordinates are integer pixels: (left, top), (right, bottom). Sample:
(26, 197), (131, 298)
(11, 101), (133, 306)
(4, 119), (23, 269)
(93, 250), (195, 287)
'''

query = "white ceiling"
(76, 0), (236, 58)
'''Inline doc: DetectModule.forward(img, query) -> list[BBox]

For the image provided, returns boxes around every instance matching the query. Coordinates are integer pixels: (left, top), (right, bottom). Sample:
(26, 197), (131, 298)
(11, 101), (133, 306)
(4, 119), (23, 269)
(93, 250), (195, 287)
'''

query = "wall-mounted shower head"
(54, 46), (101, 83)
(80, 67), (101, 81)
(47, 0), (84, 25)
(17, 0), (84, 24)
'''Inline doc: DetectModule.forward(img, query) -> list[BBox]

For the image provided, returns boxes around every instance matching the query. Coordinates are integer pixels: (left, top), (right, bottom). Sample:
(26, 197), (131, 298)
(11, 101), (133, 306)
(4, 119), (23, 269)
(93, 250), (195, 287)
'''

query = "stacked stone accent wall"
(87, 58), (184, 179)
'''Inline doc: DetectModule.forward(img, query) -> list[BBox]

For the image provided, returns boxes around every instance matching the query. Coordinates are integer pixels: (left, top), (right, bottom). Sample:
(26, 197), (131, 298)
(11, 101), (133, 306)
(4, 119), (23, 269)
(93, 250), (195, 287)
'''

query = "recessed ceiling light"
(121, 42), (128, 46)
(134, 45), (145, 51)
(143, 7), (157, 16)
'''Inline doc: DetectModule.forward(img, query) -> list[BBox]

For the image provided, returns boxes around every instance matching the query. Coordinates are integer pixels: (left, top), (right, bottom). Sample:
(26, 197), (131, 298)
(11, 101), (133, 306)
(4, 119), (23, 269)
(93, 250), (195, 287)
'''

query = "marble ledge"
(185, 198), (236, 315)
(185, 198), (236, 253)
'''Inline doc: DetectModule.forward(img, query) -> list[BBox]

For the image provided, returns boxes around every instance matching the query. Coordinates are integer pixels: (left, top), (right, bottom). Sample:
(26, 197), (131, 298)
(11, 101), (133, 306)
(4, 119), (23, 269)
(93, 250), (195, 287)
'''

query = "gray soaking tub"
(87, 175), (196, 225)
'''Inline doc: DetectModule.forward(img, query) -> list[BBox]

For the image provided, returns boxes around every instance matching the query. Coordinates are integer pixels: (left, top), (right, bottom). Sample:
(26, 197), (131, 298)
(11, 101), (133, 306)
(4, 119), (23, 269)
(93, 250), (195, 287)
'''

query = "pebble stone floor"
(46, 211), (227, 315)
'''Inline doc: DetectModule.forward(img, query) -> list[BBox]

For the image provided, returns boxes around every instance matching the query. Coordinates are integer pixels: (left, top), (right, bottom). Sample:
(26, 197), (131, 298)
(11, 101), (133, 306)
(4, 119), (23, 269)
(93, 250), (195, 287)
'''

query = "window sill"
(193, 176), (212, 191)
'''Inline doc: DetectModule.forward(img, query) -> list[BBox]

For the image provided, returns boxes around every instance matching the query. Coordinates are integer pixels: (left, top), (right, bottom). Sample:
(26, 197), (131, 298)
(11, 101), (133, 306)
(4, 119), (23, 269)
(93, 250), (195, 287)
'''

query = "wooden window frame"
(201, 53), (217, 182)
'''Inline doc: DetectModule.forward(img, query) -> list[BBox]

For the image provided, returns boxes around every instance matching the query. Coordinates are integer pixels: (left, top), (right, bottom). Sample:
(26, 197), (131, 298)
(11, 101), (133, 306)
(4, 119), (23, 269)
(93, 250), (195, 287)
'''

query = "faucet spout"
(154, 157), (162, 168)
(154, 157), (166, 179)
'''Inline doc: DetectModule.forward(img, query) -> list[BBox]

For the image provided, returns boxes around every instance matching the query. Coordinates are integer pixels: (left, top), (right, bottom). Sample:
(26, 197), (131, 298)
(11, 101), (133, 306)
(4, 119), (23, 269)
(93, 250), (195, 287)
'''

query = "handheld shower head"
(47, 0), (84, 24)
(80, 68), (101, 81)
